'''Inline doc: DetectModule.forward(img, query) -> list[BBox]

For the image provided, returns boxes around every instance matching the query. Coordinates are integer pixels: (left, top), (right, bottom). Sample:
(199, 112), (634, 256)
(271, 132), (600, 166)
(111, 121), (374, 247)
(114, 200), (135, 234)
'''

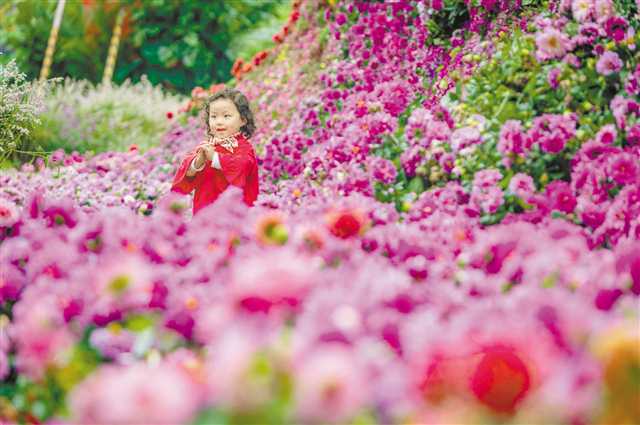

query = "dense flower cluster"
(0, 0), (639, 423)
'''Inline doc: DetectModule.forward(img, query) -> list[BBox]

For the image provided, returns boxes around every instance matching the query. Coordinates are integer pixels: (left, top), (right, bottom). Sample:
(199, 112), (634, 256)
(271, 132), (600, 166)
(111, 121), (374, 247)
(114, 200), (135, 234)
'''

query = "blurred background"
(0, 0), (291, 94)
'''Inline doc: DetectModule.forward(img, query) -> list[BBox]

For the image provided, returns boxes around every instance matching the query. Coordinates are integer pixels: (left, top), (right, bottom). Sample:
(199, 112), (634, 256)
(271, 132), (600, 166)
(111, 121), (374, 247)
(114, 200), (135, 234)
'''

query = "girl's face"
(208, 98), (246, 138)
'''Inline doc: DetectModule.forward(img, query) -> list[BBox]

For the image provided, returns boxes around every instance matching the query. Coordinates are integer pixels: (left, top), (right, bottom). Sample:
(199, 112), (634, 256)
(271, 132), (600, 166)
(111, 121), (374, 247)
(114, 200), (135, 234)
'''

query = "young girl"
(171, 88), (259, 215)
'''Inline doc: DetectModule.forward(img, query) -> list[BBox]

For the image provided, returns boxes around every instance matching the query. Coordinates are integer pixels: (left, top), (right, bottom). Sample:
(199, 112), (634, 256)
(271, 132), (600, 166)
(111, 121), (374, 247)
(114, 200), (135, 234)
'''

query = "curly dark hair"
(201, 87), (256, 139)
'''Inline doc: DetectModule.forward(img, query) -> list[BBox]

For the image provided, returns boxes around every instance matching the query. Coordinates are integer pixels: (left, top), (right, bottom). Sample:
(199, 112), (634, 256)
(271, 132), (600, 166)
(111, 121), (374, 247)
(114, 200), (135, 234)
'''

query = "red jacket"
(171, 133), (259, 215)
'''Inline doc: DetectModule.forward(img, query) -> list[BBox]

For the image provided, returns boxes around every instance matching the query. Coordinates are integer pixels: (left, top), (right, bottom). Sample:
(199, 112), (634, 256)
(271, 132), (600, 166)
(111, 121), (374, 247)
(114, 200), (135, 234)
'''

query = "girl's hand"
(201, 144), (216, 161)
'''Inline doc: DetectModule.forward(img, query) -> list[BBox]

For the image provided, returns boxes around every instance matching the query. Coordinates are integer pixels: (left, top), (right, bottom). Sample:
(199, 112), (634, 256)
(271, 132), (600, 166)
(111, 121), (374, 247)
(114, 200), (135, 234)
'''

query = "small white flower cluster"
(0, 58), (52, 157)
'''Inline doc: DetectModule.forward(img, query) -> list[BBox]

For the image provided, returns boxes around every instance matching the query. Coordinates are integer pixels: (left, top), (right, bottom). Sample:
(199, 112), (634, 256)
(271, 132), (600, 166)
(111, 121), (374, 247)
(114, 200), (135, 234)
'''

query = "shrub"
(31, 76), (185, 155)
(0, 58), (52, 167)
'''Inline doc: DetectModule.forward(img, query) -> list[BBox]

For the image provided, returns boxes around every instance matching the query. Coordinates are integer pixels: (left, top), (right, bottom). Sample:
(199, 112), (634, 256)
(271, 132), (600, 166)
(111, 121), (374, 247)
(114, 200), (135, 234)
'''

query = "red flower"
(326, 208), (368, 239)
(166, 111), (174, 120)
(470, 346), (531, 414)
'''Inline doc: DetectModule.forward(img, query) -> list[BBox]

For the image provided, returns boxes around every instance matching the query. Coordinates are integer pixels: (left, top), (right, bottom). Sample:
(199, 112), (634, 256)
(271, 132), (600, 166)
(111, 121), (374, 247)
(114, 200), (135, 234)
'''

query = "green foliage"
(0, 0), (115, 83)
(448, 23), (637, 188)
(0, 0), (288, 95)
(31, 77), (185, 155)
(227, 1), (292, 64)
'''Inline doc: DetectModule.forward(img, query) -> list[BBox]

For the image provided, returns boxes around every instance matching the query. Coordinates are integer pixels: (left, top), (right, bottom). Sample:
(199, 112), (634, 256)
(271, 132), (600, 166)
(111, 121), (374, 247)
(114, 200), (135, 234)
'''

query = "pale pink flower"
(572, 0), (594, 22)
(0, 198), (19, 227)
(596, 51), (623, 75)
(229, 248), (320, 313)
(509, 173), (536, 199)
(70, 363), (201, 423)
(536, 27), (571, 61)
(294, 345), (368, 423)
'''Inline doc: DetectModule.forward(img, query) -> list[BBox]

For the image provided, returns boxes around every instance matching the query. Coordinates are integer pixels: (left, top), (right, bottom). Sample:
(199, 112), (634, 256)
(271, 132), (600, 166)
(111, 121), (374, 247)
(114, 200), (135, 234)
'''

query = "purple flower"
(596, 51), (623, 76)
(547, 67), (562, 89)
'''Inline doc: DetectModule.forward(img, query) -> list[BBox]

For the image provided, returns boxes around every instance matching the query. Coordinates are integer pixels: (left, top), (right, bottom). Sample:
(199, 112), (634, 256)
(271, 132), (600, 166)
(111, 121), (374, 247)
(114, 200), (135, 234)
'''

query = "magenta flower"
(545, 181), (577, 213)
(596, 51), (623, 76)
(498, 120), (529, 156)
(595, 124), (617, 144)
(604, 16), (628, 42)
(528, 113), (576, 154)
(608, 153), (639, 185)
(627, 123), (640, 145)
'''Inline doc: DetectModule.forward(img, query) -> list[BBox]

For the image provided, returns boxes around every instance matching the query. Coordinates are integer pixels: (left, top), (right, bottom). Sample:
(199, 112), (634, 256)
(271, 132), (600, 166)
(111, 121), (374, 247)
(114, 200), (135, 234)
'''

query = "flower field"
(0, 0), (639, 423)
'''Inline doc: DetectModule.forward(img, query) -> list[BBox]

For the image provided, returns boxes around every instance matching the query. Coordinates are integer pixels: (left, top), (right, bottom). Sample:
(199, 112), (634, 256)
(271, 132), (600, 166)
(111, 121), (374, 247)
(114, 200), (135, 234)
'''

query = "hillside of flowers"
(1, 0), (639, 423)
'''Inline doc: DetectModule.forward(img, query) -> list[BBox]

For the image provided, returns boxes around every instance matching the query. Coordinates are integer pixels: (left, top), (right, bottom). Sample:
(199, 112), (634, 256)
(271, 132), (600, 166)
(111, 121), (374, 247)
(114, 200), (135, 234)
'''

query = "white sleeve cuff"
(190, 156), (205, 172)
(211, 152), (222, 169)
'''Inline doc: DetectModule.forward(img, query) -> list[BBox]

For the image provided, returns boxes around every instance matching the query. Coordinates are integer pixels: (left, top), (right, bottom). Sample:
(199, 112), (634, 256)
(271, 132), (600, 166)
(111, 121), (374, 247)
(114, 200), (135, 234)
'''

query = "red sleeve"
(171, 149), (204, 194)
(243, 160), (259, 206)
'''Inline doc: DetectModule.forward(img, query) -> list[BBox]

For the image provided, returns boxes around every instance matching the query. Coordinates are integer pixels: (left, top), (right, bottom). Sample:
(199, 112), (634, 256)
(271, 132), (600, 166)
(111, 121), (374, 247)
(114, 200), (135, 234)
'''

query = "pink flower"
(596, 51), (623, 76)
(509, 173), (536, 199)
(450, 126), (482, 153)
(535, 27), (571, 61)
(545, 181), (577, 213)
(10, 293), (76, 380)
(594, 0), (614, 22)
(595, 124), (617, 144)
(439, 152), (455, 174)
(627, 123), (640, 145)
(498, 120), (529, 156)
(94, 254), (154, 310)
(49, 149), (65, 165)
(624, 64), (640, 96)
(230, 248), (319, 313)
(608, 153), (638, 185)
(571, 0), (593, 22)
(70, 363), (201, 423)
(294, 345), (367, 423)
(0, 198), (19, 227)
(370, 157), (397, 184)
(547, 67), (562, 89)
(472, 169), (504, 214)
(528, 113), (577, 154)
